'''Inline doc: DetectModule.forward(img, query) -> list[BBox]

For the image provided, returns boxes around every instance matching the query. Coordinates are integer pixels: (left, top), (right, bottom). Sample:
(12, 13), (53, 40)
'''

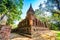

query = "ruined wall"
(0, 25), (11, 40)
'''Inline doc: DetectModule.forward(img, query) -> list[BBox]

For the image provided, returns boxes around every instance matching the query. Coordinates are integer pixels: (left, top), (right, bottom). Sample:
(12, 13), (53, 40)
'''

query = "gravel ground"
(10, 33), (33, 40)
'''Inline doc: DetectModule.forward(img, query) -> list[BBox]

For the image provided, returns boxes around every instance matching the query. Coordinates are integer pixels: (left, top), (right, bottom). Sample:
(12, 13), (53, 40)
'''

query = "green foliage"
(51, 11), (60, 30)
(36, 0), (60, 30)
(0, 0), (23, 25)
(50, 23), (58, 30)
(35, 9), (60, 30)
(52, 11), (60, 21)
(35, 9), (51, 22)
(56, 31), (60, 40)
(35, 9), (44, 22)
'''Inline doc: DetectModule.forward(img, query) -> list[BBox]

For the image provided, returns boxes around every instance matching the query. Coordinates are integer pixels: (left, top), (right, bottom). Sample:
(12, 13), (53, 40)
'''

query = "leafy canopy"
(35, 0), (60, 30)
(0, 0), (23, 25)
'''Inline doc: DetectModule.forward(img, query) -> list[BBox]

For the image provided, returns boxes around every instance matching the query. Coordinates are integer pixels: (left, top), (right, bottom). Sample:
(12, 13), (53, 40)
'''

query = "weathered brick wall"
(0, 25), (11, 40)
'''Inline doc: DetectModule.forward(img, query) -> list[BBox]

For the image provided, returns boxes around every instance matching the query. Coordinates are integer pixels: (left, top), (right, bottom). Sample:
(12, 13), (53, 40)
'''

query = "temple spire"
(27, 4), (35, 14)
(30, 4), (32, 9)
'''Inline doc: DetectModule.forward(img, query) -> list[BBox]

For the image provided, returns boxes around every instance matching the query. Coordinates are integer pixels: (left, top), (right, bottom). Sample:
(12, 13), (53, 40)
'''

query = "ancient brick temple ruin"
(17, 4), (49, 37)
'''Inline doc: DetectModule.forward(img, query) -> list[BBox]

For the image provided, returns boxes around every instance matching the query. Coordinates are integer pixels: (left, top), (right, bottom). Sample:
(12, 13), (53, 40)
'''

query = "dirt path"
(10, 33), (33, 40)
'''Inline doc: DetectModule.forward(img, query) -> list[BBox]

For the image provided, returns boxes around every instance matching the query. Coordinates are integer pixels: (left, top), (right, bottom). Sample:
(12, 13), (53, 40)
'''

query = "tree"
(0, 0), (23, 25)
(35, 9), (51, 28)
(39, 0), (60, 30)
(39, 0), (60, 11)
(35, 9), (47, 22)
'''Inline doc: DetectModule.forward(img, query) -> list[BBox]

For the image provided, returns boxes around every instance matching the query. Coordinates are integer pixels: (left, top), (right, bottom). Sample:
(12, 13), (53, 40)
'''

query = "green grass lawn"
(55, 31), (60, 40)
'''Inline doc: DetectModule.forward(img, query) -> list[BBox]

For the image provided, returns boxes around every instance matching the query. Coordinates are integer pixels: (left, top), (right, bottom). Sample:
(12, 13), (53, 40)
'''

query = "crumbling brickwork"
(0, 25), (11, 40)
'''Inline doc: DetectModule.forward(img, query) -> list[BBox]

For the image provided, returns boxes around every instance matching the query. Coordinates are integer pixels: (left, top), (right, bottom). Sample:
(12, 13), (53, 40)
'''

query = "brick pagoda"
(17, 4), (49, 37)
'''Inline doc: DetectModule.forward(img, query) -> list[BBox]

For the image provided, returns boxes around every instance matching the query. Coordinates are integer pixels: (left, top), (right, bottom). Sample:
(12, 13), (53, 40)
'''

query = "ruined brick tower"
(18, 4), (48, 37)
